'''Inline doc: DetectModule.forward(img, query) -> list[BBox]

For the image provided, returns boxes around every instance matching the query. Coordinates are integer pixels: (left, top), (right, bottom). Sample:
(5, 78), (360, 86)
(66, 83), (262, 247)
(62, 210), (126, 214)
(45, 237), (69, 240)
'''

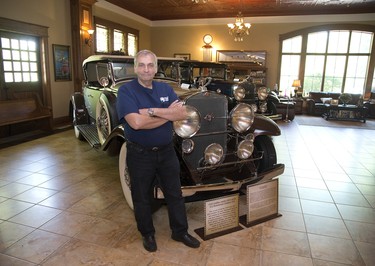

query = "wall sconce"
(202, 34), (213, 61)
(85, 29), (95, 46)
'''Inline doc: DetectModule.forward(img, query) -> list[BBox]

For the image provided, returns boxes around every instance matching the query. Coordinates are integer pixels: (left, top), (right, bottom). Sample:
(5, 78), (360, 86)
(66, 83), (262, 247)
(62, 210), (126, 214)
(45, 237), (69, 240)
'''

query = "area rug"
(294, 115), (375, 130)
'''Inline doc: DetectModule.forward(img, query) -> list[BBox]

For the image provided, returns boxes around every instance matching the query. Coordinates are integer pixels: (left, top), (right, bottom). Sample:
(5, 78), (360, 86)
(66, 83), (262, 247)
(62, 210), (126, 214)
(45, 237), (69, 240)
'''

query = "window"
(279, 25), (375, 96)
(1, 36), (39, 83)
(94, 17), (138, 56)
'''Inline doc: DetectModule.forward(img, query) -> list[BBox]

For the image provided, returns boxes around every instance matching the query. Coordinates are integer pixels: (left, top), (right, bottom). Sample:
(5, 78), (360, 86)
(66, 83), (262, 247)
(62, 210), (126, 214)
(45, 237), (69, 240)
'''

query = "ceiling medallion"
(227, 12), (251, 42)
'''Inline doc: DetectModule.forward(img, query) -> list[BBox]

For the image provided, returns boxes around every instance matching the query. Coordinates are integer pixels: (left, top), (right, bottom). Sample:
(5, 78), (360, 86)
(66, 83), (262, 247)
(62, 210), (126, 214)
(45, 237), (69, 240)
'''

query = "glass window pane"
(2, 49), (11, 59)
(304, 55), (325, 94)
(29, 52), (37, 61)
(28, 41), (36, 51)
(22, 62), (30, 71)
(1, 37), (10, 48)
(128, 33), (137, 56)
(280, 54), (300, 96)
(4, 72), (13, 82)
(12, 50), (20, 60)
(324, 56), (346, 92)
(282, 36), (302, 53)
(11, 39), (19, 49)
(96, 25), (109, 53)
(21, 51), (29, 60)
(13, 61), (21, 71)
(328, 30), (349, 53)
(307, 31), (327, 53)
(3, 61), (12, 71)
(350, 31), (373, 53)
(344, 56), (368, 93)
(30, 73), (38, 82)
(114, 29), (124, 52)
(14, 72), (22, 82)
(30, 62), (38, 71)
(20, 40), (28, 50)
(22, 72), (30, 82)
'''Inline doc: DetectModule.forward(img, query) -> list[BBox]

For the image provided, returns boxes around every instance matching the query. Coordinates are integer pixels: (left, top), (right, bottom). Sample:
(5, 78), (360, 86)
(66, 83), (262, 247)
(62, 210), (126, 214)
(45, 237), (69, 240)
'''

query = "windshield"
(112, 62), (136, 81)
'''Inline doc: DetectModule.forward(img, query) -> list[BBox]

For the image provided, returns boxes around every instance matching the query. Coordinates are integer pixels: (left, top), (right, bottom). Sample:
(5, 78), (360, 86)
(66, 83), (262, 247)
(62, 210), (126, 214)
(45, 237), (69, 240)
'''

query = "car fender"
(70, 92), (88, 125)
(252, 114), (281, 136)
(100, 124), (126, 151)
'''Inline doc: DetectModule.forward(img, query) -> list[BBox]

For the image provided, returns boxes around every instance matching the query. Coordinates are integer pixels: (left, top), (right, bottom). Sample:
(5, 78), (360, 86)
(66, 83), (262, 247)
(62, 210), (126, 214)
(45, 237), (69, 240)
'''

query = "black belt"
(127, 141), (172, 152)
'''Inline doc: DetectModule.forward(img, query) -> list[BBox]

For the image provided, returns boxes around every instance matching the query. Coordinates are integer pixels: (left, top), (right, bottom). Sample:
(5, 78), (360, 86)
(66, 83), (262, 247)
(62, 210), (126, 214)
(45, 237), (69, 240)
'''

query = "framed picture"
(53, 44), (72, 81)
(174, 53), (191, 60)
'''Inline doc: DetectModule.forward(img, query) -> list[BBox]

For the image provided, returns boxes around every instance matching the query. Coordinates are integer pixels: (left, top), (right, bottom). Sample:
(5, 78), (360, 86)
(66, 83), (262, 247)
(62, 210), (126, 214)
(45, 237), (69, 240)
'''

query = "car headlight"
(182, 139), (194, 154)
(230, 103), (254, 133)
(173, 105), (201, 138)
(233, 84), (245, 101)
(257, 86), (268, 101)
(250, 104), (258, 113)
(204, 143), (224, 165)
(237, 139), (254, 159)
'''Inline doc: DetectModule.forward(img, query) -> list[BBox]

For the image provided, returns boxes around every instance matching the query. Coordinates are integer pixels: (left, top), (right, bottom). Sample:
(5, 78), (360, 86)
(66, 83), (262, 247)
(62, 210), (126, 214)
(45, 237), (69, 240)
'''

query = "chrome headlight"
(182, 139), (194, 154)
(257, 86), (268, 101)
(173, 105), (201, 138)
(237, 139), (254, 159)
(230, 103), (254, 133)
(233, 84), (245, 101)
(260, 101), (268, 113)
(204, 143), (223, 165)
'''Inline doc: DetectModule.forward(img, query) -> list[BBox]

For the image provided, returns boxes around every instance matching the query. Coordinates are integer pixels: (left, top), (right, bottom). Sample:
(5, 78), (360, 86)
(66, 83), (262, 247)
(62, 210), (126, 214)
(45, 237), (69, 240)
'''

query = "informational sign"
(241, 178), (281, 227)
(195, 194), (242, 240)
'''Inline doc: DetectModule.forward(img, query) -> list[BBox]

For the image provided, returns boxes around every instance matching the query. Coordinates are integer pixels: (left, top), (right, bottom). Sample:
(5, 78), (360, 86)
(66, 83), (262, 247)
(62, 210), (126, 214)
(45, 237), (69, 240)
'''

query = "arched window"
(278, 25), (375, 97)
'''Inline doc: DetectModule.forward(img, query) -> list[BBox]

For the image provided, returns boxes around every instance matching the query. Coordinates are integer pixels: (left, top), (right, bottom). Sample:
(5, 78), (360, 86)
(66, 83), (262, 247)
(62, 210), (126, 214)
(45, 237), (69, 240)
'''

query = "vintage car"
(179, 60), (281, 120)
(70, 55), (284, 209)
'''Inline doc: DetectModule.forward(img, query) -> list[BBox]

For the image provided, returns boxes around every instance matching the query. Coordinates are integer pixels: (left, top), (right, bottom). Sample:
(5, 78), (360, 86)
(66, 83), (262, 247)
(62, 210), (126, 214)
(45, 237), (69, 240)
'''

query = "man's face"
(135, 54), (157, 82)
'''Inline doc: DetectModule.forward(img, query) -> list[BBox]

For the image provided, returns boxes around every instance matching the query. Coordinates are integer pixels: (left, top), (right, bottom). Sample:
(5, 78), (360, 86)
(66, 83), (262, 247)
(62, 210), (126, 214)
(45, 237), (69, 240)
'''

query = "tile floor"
(0, 118), (374, 266)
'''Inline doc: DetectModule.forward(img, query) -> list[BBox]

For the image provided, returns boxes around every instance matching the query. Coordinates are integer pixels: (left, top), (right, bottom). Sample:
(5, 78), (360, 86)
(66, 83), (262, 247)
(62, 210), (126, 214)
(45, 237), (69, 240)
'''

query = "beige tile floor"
(0, 119), (374, 266)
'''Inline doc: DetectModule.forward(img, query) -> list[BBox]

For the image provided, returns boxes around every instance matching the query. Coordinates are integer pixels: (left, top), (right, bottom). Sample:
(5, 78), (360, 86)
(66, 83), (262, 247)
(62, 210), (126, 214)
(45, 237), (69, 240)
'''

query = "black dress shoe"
(142, 235), (157, 252)
(171, 233), (200, 248)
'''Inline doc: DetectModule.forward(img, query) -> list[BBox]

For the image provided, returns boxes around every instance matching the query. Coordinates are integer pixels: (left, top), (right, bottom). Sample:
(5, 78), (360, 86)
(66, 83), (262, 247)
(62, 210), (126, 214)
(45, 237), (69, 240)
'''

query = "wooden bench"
(0, 94), (52, 128)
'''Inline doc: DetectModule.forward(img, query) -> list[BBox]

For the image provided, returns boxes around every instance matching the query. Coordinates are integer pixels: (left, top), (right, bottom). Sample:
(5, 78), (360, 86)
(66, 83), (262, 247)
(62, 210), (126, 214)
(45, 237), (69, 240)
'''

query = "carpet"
(294, 115), (375, 130)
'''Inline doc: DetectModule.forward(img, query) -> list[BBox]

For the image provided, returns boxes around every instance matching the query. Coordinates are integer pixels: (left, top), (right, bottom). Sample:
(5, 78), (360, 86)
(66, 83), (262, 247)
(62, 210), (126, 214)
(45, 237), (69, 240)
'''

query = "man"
(116, 50), (200, 252)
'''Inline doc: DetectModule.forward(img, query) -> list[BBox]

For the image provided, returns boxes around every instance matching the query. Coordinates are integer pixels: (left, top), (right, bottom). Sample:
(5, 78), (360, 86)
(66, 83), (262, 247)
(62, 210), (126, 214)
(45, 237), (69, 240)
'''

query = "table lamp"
(292, 79), (301, 97)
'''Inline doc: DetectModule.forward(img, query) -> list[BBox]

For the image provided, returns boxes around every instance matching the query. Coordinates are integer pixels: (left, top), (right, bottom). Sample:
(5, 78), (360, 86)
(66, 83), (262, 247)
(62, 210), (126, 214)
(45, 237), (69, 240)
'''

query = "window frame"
(277, 24), (375, 96)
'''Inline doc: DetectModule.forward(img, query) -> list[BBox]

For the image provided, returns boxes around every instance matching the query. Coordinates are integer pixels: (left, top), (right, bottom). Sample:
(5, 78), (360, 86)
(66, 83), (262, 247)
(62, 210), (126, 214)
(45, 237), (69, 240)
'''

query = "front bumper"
(154, 163), (284, 199)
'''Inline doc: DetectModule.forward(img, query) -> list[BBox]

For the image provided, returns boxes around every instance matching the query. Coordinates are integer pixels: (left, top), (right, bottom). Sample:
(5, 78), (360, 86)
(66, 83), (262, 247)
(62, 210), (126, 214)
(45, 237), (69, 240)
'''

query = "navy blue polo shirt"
(116, 79), (178, 147)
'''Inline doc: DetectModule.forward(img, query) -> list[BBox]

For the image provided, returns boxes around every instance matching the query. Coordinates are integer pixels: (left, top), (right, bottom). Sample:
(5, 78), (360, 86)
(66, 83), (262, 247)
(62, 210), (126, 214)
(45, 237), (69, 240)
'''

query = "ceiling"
(104, 0), (375, 21)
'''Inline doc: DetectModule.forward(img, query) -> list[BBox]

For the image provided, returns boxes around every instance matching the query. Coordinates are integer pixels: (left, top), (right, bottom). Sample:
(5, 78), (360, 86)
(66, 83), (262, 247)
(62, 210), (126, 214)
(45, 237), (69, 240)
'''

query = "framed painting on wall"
(53, 44), (72, 81)
(174, 53), (191, 60)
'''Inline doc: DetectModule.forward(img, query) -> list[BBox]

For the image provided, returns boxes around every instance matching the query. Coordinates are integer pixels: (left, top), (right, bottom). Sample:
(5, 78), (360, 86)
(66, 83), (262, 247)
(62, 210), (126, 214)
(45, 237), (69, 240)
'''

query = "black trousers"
(126, 142), (188, 237)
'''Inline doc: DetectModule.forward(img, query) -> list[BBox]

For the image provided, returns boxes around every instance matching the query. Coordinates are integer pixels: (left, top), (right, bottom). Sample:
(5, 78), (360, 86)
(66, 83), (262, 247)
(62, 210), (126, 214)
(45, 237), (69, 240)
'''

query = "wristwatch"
(147, 108), (155, 117)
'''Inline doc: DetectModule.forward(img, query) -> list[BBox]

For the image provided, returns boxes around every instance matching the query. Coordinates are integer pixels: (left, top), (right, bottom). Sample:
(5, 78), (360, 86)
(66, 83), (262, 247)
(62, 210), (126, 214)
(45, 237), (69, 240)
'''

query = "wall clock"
(203, 34), (213, 45)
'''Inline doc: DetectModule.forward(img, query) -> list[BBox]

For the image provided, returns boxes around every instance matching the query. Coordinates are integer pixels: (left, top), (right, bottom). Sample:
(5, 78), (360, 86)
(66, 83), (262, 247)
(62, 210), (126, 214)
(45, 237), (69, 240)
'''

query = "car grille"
(183, 91), (228, 170)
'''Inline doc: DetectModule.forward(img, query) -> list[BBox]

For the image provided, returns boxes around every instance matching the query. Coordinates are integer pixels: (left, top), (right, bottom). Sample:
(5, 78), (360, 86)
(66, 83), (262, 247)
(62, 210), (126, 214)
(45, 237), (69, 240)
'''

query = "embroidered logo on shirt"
(160, 96), (169, 102)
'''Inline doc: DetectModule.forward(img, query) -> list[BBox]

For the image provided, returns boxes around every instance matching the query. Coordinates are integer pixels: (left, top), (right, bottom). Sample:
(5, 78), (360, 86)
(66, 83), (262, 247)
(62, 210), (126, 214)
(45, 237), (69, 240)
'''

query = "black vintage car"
(179, 60), (281, 120)
(70, 55), (284, 209)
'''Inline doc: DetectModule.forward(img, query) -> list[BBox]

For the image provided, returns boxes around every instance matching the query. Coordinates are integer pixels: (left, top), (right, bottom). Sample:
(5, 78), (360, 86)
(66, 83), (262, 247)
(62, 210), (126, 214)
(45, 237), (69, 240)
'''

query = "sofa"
(364, 92), (375, 118)
(306, 91), (362, 116)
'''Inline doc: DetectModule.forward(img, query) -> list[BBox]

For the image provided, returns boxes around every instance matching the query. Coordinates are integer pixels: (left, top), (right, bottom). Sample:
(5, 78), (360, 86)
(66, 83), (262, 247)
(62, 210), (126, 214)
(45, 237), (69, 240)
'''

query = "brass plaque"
(246, 178), (279, 224)
(204, 194), (239, 236)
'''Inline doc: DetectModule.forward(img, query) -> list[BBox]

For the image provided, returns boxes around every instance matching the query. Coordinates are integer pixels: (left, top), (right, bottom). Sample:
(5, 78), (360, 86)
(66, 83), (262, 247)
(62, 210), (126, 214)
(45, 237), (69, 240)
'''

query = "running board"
(77, 124), (100, 148)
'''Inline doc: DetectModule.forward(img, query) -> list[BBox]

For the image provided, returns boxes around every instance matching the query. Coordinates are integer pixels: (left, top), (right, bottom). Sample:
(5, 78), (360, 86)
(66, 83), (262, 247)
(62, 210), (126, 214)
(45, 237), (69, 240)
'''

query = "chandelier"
(227, 12), (251, 42)
(192, 0), (208, 3)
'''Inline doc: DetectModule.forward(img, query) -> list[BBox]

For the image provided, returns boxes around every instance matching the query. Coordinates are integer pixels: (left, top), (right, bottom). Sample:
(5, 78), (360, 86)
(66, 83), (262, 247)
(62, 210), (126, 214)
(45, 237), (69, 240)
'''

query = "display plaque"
(240, 178), (281, 227)
(195, 194), (242, 240)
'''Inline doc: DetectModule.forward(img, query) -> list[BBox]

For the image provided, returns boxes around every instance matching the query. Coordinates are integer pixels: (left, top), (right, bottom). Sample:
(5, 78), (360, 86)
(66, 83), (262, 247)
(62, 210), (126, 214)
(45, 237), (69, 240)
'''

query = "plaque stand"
(194, 194), (243, 241)
(240, 178), (282, 227)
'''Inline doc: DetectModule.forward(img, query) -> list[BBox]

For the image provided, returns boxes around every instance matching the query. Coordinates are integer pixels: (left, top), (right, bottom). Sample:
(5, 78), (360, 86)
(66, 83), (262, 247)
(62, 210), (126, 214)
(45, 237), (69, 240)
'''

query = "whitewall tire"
(119, 142), (134, 210)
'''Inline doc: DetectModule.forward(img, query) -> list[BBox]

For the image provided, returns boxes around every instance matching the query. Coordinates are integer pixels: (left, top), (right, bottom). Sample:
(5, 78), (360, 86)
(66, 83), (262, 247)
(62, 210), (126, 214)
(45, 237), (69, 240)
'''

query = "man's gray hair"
(134, 50), (158, 67)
